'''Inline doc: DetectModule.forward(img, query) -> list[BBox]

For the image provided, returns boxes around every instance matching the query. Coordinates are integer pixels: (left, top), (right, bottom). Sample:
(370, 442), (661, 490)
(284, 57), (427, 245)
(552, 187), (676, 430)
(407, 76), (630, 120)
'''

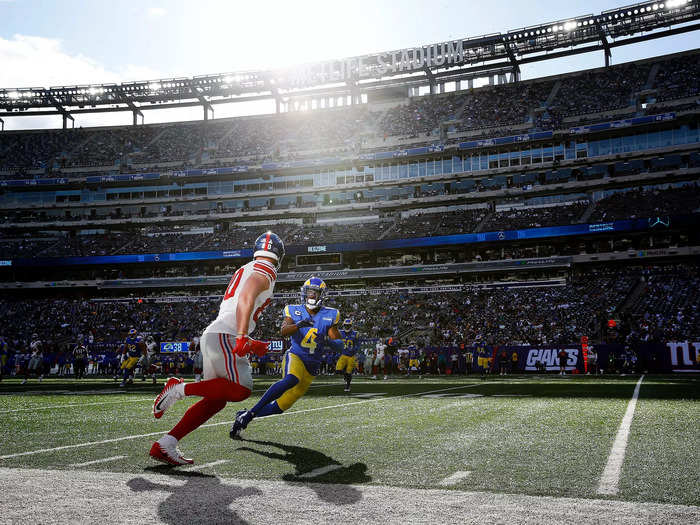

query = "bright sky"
(0, 0), (697, 130)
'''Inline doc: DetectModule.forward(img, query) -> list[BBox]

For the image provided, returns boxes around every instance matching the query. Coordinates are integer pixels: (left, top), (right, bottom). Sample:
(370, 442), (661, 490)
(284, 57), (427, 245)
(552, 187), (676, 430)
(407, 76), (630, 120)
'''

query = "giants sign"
(524, 348), (580, 371)
(667, 341), (700, 372)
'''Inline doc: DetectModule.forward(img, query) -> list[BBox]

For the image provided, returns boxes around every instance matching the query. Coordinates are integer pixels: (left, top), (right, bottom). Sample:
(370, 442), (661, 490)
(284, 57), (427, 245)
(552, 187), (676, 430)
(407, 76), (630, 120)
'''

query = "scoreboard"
(160, 342), (190, 353)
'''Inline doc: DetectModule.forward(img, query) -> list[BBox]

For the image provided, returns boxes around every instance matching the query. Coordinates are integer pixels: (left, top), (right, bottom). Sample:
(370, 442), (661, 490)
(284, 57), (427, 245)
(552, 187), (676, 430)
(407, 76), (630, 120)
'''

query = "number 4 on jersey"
(301, 328), (318, 354)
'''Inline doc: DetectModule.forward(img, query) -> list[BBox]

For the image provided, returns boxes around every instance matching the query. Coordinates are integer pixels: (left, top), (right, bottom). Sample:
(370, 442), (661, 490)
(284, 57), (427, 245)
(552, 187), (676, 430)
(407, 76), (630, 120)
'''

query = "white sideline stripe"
(597, 375), (645, 496)
(0, 382), (334, 414)
(296, 464), (343, 478)
(68, 455), (127, 468)
(0, 383), (478, 460)
(184, 459), (230, 471)
(440, 471), (471, 486)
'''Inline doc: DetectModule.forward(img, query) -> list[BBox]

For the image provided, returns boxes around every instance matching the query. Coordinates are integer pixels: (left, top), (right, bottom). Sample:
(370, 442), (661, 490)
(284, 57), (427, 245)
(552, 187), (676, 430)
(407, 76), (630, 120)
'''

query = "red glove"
(233, 336), (270, 357)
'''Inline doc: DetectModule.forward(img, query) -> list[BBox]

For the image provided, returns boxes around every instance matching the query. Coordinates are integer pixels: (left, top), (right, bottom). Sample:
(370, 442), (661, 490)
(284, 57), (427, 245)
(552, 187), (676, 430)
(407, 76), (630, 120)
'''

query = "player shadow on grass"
(236, 439), (371, 505)
(128, 475), (261, 525)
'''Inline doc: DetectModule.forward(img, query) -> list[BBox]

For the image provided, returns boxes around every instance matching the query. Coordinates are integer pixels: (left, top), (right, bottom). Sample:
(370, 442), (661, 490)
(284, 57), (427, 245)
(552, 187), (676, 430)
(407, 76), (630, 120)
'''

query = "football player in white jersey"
(149, 232), (284, 466)
(140, 335), (159, 384)
(21, 334), (44, 385)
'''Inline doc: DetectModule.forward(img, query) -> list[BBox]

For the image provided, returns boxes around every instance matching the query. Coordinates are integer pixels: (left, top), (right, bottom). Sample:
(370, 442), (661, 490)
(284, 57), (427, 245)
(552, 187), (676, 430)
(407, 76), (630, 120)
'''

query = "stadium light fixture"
(666, 0), (686, 7)
(563, 21), (577, 31)
(8, 91), (20, 99)
(148, 82), (161, 92)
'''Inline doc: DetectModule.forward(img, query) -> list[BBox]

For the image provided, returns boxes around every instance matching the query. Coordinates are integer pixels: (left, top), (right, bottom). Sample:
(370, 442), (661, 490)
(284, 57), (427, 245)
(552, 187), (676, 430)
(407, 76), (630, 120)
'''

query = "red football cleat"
(149, 440), (193, 466)
(153, 377), (184, 419)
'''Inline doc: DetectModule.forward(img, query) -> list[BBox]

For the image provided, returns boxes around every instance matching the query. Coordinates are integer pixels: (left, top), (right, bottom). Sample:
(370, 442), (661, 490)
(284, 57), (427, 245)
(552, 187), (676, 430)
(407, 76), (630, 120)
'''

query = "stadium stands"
(1, 50), (698, 176)
(589, 183), (700, 222)
(1, 42), (699, 379)
(1, 264), (698, 369)
(0, 177), (698, 258)
(482, 202), (588, 232)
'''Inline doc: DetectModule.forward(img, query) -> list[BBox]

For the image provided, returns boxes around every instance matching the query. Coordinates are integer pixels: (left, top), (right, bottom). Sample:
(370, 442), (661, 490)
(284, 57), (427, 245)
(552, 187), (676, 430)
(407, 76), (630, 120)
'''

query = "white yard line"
(183, 459), (231, 471)
(0, 383), (478, 460)
(597, 375), (645, 496)
(296, 464), (343, 478)
(68, 455), (127, 468)
(439, 471), (471, 486)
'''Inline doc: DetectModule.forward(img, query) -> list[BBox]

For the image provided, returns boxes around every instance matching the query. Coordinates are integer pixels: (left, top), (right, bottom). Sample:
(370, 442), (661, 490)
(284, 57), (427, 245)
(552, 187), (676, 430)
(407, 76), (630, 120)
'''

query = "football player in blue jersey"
(230, 276), (344, 439)
(119, 329), (145, 387)
(335, 318), (359, 393)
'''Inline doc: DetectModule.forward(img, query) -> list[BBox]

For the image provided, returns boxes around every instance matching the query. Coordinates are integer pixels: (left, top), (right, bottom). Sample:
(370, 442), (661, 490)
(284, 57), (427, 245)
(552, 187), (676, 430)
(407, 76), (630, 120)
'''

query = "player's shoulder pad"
(283, 304), (302, 318)
(322, 307), (340, 325)
(251, 259), (277, 283)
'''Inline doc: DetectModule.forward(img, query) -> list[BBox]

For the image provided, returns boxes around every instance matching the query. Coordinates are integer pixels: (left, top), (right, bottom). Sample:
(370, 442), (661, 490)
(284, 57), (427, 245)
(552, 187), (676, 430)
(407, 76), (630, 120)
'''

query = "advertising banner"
(516, 346), (582, 372)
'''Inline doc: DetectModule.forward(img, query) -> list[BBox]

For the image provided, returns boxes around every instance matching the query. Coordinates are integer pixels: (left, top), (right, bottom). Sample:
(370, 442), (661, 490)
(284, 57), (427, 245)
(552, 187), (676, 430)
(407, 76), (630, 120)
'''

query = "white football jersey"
(375, 342), (386, 359)
(203, 259), (277, 336)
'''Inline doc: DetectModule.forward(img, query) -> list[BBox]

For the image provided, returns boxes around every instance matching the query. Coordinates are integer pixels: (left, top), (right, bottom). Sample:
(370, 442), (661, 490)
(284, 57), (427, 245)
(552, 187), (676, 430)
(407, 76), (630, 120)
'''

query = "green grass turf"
(0, 374), (697, 506)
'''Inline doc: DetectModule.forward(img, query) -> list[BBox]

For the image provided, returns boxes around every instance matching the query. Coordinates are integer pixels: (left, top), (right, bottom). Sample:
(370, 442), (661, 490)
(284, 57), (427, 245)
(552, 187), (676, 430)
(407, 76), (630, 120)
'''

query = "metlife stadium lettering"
(275, 41), (465, 88)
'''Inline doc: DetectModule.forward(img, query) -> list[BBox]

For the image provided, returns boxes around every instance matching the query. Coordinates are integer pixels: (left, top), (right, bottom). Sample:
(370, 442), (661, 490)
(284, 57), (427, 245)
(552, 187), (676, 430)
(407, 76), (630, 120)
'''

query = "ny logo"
(667, 341), (700, 366)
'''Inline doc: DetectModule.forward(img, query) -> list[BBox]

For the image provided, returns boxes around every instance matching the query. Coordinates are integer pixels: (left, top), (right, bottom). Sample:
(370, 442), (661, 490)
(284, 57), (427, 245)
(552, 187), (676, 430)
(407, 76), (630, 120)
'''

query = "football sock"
(253, 400), (283, 418)
(169, 398), (226, 441)
(250, 374), (298, 415)
(184, 377), (250, 402)
(344, 373), (352, 386)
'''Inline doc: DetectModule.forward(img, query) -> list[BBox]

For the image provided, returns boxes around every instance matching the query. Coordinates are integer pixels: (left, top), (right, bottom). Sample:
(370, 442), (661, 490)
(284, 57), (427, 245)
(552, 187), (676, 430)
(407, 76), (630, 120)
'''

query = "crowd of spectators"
(285, 222), (387, 245)
(624, 264), (700, 341)
(652, 52), (700, 103)
(2, 264), (697, 380)
(1, 51), (698, 176)
(378, 94), (467, 138)
(2, 177), (698, 259)
(483, 202), (588, 231)
(550, 62), (650, 118)
(389, 208), (487, 239)
(589, 183), (700, 222)
(455, 80), (555, 133)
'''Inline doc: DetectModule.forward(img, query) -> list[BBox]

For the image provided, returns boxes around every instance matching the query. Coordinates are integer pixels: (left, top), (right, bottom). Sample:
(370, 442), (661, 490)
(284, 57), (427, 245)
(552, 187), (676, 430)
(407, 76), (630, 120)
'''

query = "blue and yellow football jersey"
(283, 304), (340, 371)
(124, 336), (143, 358)
(339, 329), (359, 357)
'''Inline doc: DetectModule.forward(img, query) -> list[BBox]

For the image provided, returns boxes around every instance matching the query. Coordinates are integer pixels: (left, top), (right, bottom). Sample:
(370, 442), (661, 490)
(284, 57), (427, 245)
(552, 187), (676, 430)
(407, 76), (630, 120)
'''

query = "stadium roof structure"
(1, 0), (699, 128)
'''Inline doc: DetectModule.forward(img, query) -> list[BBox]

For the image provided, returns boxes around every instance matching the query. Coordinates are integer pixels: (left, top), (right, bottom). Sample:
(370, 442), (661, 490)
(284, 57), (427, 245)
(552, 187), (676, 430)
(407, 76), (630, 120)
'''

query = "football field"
(0, 374), (698, 524)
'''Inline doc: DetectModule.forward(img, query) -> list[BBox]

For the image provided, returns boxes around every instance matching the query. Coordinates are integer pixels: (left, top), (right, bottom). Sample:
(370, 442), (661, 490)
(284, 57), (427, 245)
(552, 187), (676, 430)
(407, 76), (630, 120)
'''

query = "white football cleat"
(153, 377), (184, 419)
(149, 437), (193, 466)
